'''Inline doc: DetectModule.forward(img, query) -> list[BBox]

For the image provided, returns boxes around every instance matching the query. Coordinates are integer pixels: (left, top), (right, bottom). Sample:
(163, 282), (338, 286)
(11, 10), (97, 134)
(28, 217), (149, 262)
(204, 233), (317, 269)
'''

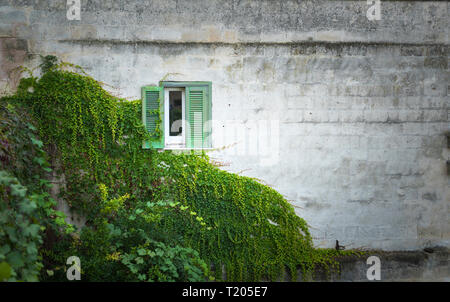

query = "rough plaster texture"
(0, 0), (449, 252)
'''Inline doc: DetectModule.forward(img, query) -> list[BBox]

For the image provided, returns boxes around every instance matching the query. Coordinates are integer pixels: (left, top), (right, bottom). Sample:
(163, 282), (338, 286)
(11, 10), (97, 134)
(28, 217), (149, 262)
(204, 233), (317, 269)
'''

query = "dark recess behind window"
(169, 91), (182, 136)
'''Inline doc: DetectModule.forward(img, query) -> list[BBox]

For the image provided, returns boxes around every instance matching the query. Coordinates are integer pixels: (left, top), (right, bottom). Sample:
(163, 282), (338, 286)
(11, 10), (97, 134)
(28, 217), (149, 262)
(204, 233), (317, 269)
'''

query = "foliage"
(120, 240), (209, 282)
(39, 55), (58, 74)
(0, 101), (73, 281)
(0, 171), (42, 281)
(0, 60), (348, 282)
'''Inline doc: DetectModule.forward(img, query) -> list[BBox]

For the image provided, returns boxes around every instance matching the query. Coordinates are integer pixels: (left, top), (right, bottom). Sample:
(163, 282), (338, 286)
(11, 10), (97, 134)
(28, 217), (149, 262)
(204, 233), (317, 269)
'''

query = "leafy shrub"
(0, 171), (42, 281)
(121, 240), (208, 282)
(0, 101), (73, 281)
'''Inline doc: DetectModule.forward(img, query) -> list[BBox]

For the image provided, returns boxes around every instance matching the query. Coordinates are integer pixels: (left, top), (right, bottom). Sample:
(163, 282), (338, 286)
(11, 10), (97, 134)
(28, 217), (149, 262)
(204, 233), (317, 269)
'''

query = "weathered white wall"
(1, 0), (448, 250)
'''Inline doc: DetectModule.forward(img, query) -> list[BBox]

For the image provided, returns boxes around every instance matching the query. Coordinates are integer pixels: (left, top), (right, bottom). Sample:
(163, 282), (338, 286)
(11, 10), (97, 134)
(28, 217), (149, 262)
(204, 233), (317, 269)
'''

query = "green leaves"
(0, 97), (72, 282)
(120, 241), (209, 282)
(10, 183), (27, 198)
(0, 262), (12, 281)
(0, 121), (73, 281)
(0, 245), (11, 256)
(0, 171), (44, 281)
(33, 156), (45, 166)
(6, 252), (25, 269)
(30, 137), (43, 148)
(23, 224), (40, 237)
(19, 200), (37, 215)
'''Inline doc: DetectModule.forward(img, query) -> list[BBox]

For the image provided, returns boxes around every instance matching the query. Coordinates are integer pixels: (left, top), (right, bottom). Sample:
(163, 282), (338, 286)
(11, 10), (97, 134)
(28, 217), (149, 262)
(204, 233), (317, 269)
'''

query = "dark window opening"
(169, 91), (182, 136)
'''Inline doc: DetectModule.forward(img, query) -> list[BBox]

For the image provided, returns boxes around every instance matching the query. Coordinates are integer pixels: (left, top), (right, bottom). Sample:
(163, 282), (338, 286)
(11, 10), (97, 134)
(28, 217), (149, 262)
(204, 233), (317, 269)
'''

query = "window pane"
(169, 91), (182, 136)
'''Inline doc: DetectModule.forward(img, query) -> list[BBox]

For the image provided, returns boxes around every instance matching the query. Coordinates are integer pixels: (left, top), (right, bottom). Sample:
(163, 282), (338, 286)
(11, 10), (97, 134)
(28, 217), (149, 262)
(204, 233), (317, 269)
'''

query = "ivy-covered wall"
(0, 0), (449, 251)
(2, 63), (355, 281)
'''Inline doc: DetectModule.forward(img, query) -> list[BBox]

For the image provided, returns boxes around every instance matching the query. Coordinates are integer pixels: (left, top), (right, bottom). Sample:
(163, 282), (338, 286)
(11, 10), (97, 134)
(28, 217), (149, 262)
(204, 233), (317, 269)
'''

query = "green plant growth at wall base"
(0, 62), (353, 282)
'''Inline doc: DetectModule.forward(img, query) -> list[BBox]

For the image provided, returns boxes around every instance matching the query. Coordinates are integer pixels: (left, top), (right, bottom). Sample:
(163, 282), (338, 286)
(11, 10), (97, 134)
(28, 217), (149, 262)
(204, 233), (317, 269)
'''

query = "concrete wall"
(0, 0), (449, 251)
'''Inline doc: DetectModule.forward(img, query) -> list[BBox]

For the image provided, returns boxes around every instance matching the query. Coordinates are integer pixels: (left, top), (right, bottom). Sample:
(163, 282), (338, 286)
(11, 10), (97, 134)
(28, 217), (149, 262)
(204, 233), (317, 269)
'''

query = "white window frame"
(164, 87), (185, 148)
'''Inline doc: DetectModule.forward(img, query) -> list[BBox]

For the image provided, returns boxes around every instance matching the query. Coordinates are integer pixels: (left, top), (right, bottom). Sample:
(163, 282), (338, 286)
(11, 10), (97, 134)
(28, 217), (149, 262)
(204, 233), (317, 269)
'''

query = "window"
(165, 88), (185, 148)
(142, 82), (212, 149)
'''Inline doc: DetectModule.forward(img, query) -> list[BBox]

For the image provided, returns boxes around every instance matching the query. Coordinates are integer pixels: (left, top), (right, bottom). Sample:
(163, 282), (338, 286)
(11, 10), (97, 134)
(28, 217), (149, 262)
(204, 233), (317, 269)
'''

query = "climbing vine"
(0, 57), (352, 282)
(0, 99), (73, 281)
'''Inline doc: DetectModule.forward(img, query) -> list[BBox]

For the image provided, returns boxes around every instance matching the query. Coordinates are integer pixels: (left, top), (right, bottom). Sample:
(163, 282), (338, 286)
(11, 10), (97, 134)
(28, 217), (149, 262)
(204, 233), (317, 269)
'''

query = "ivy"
(0, 101), (73, 281)
(39, 55), (58, 74)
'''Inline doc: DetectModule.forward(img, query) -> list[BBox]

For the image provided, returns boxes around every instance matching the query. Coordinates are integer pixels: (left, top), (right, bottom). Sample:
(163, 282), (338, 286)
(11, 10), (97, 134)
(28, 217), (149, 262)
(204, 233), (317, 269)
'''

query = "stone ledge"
(304, 247), (449, 281)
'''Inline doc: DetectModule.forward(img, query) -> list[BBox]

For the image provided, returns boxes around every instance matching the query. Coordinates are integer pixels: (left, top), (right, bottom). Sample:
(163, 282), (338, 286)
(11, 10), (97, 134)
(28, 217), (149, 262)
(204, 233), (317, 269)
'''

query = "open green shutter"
(142, 86), (164, 149)
(186, 86), (210, 148)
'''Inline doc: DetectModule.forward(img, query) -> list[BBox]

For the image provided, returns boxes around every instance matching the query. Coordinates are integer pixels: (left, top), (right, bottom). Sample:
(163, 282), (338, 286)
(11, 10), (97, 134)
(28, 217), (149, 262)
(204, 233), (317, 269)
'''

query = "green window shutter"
(186, 86), (211, 148)
(142, 86), (164, 149)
